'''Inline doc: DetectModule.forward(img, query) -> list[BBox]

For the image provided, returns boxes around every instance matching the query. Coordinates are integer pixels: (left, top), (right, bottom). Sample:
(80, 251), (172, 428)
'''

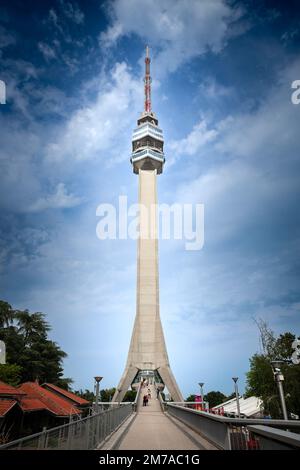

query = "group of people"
(142, 387), (151, 406)
(141, 378), (160, 406)
(141, 378), (151, 406)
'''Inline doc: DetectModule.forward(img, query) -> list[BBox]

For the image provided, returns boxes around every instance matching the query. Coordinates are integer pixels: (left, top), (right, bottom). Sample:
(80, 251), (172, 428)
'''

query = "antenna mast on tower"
(144, 46), (152, 113)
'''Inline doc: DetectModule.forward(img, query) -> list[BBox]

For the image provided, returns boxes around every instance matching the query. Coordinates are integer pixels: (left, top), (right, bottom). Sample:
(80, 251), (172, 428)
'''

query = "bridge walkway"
(101, 384), (217, 450)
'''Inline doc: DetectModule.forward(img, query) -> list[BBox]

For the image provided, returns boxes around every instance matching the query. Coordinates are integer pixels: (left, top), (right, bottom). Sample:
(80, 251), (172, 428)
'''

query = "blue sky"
(0, 0), (300, 398)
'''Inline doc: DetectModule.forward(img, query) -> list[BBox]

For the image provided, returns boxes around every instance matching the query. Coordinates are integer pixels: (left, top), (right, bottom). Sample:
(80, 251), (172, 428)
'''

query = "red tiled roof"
(18, 382), (81, 417)
(0, 399), (17, 416)
(0, 381), (25, 397)
(42, 383), (89, 406)
(20, 398), (45, 412)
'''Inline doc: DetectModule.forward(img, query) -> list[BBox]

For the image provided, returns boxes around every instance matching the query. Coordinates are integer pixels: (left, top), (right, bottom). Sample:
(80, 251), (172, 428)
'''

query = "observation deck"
(131, 112), (165, 175)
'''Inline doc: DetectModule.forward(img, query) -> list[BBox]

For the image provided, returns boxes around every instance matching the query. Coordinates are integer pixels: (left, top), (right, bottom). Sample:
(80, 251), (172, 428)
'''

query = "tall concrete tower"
(113, 47), (183, 403)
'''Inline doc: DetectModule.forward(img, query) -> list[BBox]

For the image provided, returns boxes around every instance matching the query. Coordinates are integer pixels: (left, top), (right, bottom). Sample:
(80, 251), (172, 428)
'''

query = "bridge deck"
(103, 384), (217, 450)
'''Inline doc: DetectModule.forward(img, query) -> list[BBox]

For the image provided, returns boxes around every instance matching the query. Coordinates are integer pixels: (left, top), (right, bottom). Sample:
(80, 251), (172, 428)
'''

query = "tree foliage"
(124, 389), (137, 402)
(100, 388), (116, 402)
(0, 364), (22, 386)
(186, 391), (227, 407)
(204, 391), (227, 408)
(75, 387), (137, 403)
(99, 388), (137, 402)
(246, 320), (300, 418)
(75, 389), (95, 403)
(186, 394), (196, 402)
(0, 301), (14, 328)
(0, 300), (72, 387)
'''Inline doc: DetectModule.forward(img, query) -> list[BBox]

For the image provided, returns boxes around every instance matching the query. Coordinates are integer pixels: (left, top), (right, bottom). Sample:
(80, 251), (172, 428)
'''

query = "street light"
(198, 382), (204, 411)
(271, 360), (288, 420)
(94, 376), (103, 413)
(232, 377), (241, 418)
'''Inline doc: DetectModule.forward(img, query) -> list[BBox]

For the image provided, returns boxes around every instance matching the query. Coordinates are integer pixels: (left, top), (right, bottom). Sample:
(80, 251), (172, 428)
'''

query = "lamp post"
(94, 376), (103, 413)
(232, 377), (241, 418)
(199, 382), (205, 411)
(271, 360), (288, 420)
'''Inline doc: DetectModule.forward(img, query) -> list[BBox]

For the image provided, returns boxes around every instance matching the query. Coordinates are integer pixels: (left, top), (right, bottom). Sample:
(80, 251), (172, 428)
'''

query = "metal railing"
(164, 401), (210, 412)
(133, 382), (142, 412)
(248, 425), (300, 450)
(164, 403), (300, 450)
(91, 401), (130, 412)
(158, 391), (165, 411)
(0, 403), (133, 450)
(131, 148), (165, 162)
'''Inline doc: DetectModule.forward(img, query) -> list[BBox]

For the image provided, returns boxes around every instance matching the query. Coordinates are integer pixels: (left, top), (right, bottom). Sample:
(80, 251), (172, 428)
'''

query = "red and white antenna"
(144, 46), (152, 113)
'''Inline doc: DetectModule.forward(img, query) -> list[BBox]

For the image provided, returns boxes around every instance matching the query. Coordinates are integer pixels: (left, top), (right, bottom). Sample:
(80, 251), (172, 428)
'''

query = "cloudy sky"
(0, 0), (300, 398)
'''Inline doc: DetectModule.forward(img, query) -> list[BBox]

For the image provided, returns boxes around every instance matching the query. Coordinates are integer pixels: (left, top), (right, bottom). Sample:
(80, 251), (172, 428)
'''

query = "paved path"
(113, 384), (216, 450)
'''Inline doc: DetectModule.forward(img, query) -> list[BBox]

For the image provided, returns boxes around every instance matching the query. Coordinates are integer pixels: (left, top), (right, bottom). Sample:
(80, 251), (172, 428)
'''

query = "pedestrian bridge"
(100, 383), (216, 450)
(1, 382), (300, 451)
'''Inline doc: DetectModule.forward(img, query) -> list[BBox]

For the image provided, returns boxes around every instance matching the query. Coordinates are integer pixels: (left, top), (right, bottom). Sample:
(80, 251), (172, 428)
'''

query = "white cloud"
(47, 7), (71, 44)
(38, 42), (57, 61)
(46, 61), (142, 162)
(48, 8), (63, 34)
(159, 59), (300, 347)
(100, 0), (244, 75)
(0, 25), (16, 51)
(198, 76), (234, 100)
(169, 119), (218, 162)
(171, 61), (300, 241)
(28, 183), (83, 212)
(1, 6), (299, 395)
(170, 58), (300, 166)
(0, 120), (43, 212)
(3, 58), (38, 80)
(60, 0), (85, 24)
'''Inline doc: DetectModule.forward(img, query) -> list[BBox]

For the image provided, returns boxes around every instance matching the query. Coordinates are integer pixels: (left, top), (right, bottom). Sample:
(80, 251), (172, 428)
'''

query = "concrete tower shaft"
(113, 48), (183, 403)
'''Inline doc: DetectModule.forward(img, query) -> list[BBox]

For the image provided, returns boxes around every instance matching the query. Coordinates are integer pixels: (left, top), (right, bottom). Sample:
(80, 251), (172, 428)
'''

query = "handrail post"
(85, 417), (90, 449)
(38, 427), (47, 449)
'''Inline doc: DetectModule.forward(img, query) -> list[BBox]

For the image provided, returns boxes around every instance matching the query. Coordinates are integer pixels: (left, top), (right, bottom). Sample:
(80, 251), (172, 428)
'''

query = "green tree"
(186, 394), (196, 402)
(276, 333), (295, 360)
(18, 338), (68, 384)
(16, 310), (50, 344)
(245, 353), (279, 417)
(100, 388), (116, 402)
(186, 391), (228, 407)
(124, 389), (137, 402)
(284, 363), (300, 417)
(0, 364), (22, 386)
(246, 320), (300, 418)
(75, 389), (95, 403)
(204, 391), (227, 408)
(226, 392), (236, 400)
(56, 377), (73, 391)
(0, 301), (71, 386)
(0, 301), (14, 328)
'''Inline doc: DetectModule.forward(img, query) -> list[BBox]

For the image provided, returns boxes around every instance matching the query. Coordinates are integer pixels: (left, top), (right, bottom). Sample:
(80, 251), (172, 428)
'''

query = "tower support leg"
(112, 366), (139, 403)
(158, 366), (183, 402)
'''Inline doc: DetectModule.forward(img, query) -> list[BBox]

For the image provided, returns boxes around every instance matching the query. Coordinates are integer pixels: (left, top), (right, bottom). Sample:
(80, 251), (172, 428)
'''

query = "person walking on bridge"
(143, 394), (148, 406)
